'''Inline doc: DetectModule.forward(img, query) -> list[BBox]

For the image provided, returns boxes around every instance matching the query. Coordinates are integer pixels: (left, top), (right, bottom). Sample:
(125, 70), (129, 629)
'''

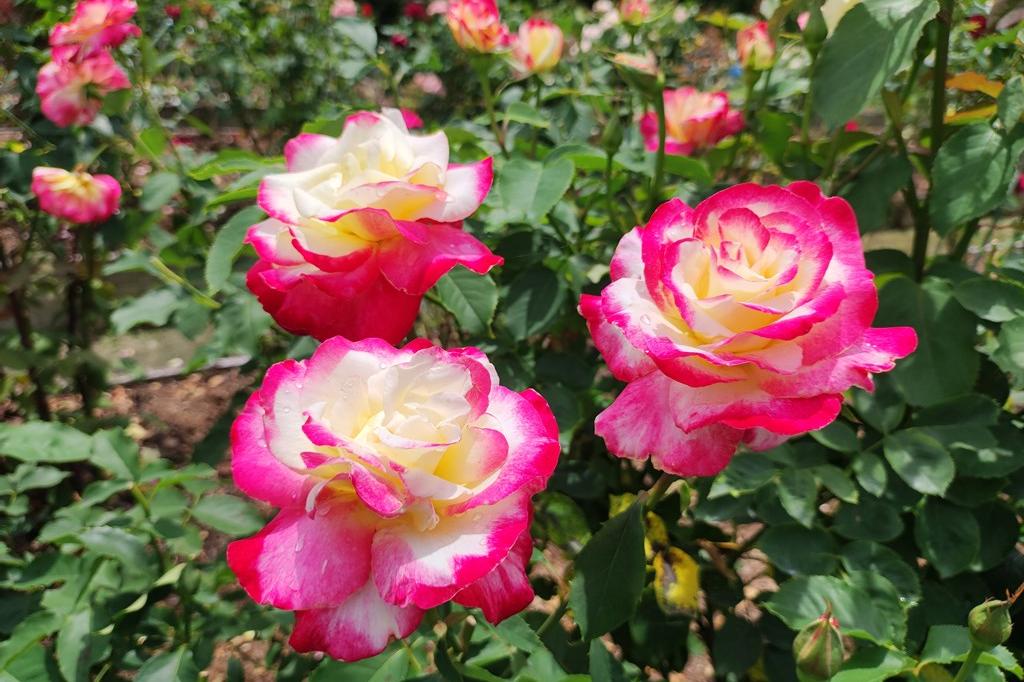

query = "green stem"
(472, 57), (507, 157)
(70, 224), (98, 415)
(536, 597), (568, 638)
(605, 151), (625, 233)
(641, 472), (675, 508)
(530, 79), (543, 158)
(951, 218), (982, 263)
(929, 0), (953, 167)
(952, 646), (983, 682)
(646, 88), (666, 218)
(889, 113), (929, 280)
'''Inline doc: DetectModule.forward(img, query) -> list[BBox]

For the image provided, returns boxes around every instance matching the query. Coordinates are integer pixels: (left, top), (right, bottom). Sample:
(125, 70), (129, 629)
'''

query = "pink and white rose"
(579, 183), (917, 476)
(639, 87), (744, 156)
(247, 108), (500, 343)
(512, 18), (564, 75)
(330, 0), (358, 18)
(36, 52), (130, 127)
(737, 21), (775, 71)
(32, 166), (121, 224)
(49, 0), (140, 63)
(446, 0), (511, 53)
(620, 0), (650, 25)
(227, 336), (560, 661)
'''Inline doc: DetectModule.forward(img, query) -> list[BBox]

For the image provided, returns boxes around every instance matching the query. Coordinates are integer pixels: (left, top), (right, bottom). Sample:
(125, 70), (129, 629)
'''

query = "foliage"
(1, 0), (1023, 680)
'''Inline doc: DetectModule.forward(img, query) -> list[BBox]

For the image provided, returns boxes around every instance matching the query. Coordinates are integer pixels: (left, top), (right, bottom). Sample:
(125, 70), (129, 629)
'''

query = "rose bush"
(3, 0), (1024, 679)
(581, 183), (917, 475)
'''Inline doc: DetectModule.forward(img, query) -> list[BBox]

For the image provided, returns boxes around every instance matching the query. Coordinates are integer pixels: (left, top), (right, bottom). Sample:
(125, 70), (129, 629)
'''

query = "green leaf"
(336, 18), (377, 55)
(206, 206), (265, 294)
(661, 155), (712, 186)
(811, 421), (860, 453)
(366, 647), (412, 682)
(875, 277), (979, 406)
(993, 317), (1024, 383)
(140, 171), (182, 212)
(811, 465), (859, 503)
(135, 647), (199, 682)
(811, 0), (937, 128)
(765, 575), (897, 644)
(921, 625), (1024, 676)
(490, 615), (542, 653)
(0, 422), (93, 463)
(433, 269), (498, 335)
(912, 394), (1000, 427)
(930, 124), (1017, 235)
(498, 158), (575, 220)
(588, 640), (627, 682)
(191, 494), (264, 537)
(79, 527), (149, 567)
(504, 102), (549, 128)
(914, 499), (980, 578)
(839, 152), (912, 232)
(840, 540), (920, 600)
(501, 267), (567, 340)
(189, 149), (282, 179)
(954, 277), (1024, 322)
(832, 645), (913, 682)
(758, 524), (838, 575)
(55, 608), (93, 682)
(997, 75), (1024, 130)
(89, 428), (140, 481)
(852, 451), (888, 497)
(569, 501), (646, 640)
(833, 496), (904, 541)
(776, 469), (818, 527)
(883, 428), (954, 496)
(969, 501), (1019, 571)
(712, 615), (762, 677)
(110, 289), (181, 334)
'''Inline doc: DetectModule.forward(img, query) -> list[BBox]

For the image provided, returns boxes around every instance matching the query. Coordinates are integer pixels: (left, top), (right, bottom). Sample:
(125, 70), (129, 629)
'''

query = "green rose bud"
(968, 599), (1013, 649)
(793, 607), (845, 681)
(802, 4), (828, 59)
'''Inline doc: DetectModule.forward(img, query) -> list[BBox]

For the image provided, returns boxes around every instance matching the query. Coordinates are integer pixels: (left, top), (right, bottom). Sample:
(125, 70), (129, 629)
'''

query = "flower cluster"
(36, 0), (138, 127)
(228, 337), (559, 660)
(245, 109), (500, 343)
(579, 183), (917, 475)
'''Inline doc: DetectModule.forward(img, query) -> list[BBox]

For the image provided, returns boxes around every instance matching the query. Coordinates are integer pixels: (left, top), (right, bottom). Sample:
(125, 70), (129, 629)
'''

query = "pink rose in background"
(390, 33), (410, 48)
(737, 21), (775, 71)
(49, 0), (140, 63)
(36, 52), (130, 127)
(32, 166), (121, 224)
(966, 14), (987, 38)
(796, 11), (809, 30)
(446, 0), (511, 53)
(512, 18), (564, 75)
(639, 87), (744, 156)
(331, 0), (358, 18)
(227, 336), (559, 661)
(620, 0), (650, 25)
(403, 1), (428, 20)
(579, 183), (917, 476)
(427, 0), (448, 16)
(164, 4), (181, 20)
(413, 72), (446, 96)
(247, 109), (500, 343)
(399, 108), (424, 129)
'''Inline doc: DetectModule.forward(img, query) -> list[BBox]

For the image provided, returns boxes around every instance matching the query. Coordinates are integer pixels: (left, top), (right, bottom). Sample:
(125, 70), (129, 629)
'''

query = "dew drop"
(321, 559), (328, 574)
(294, 535), (305, 552)
(640, 314), (652, 326)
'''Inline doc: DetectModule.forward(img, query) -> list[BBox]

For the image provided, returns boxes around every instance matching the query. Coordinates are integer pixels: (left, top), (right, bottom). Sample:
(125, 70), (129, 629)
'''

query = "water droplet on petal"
(321, 559), (328, 574)
(640, 314), (652, 326)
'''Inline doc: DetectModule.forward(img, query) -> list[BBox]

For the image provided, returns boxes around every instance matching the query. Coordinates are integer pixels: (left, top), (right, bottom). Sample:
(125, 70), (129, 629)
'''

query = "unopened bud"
(802, 5), (828, 58)
(601, 113), (624, 154)
(793, 607), (844, 680)
(968, 599), (1013, 649)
